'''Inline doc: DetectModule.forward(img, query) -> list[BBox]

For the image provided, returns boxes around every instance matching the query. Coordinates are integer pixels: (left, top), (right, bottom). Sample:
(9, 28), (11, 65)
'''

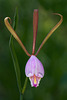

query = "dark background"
(0, 0), (67, 100)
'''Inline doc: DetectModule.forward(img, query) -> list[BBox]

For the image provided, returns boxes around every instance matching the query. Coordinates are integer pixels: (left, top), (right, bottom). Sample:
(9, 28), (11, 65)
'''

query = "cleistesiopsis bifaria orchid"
(4, 9), (63, 87)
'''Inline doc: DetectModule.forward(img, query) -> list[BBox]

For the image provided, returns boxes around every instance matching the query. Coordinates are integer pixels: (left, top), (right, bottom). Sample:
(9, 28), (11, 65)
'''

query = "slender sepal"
(35, 13), (63, 56)
(32, 9), (38, 55)
(4, 16), (31, 57)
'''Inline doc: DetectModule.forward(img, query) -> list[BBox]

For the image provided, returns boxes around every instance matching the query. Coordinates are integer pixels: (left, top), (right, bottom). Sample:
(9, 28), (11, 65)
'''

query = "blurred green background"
(0, 0), (67, 100)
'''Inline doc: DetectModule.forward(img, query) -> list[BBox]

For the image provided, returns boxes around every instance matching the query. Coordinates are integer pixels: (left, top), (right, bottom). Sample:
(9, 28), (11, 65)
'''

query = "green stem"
(20, 77), (28, 100)
(22, 77), (28, 94)
(20, 93), (23, 100)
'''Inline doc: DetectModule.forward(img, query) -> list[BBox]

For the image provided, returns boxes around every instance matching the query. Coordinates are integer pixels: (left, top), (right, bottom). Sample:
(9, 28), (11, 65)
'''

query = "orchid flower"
(4, 9), (63, 87)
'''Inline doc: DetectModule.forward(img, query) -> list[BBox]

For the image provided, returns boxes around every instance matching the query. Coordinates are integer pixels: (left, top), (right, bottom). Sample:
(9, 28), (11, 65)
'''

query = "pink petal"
(25, 55), (44, 78)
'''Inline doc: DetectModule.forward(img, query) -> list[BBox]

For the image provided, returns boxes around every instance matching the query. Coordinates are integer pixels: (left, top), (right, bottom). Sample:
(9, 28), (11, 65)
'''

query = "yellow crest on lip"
(34, 75), (37, 84)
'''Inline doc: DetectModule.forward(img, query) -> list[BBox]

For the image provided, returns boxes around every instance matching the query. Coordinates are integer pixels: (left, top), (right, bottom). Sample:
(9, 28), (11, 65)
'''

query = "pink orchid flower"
(25, 55), (44, 87)
(4, 9), (63, 87)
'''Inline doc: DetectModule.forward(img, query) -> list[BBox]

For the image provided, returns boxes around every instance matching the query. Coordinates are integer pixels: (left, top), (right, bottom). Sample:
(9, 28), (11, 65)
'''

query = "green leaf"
(9, 8), (22, 93)
(13, 7), (18, 30)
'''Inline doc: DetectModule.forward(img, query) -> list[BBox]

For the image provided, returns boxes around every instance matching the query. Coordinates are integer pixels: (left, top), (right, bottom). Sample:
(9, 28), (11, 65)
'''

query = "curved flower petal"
(25, 55), (44, 78)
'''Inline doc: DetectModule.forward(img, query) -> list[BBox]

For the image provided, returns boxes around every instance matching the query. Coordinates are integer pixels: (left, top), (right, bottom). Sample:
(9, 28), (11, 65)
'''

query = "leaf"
(9, 8), (22, 93)
(13, 7), (18, 30)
